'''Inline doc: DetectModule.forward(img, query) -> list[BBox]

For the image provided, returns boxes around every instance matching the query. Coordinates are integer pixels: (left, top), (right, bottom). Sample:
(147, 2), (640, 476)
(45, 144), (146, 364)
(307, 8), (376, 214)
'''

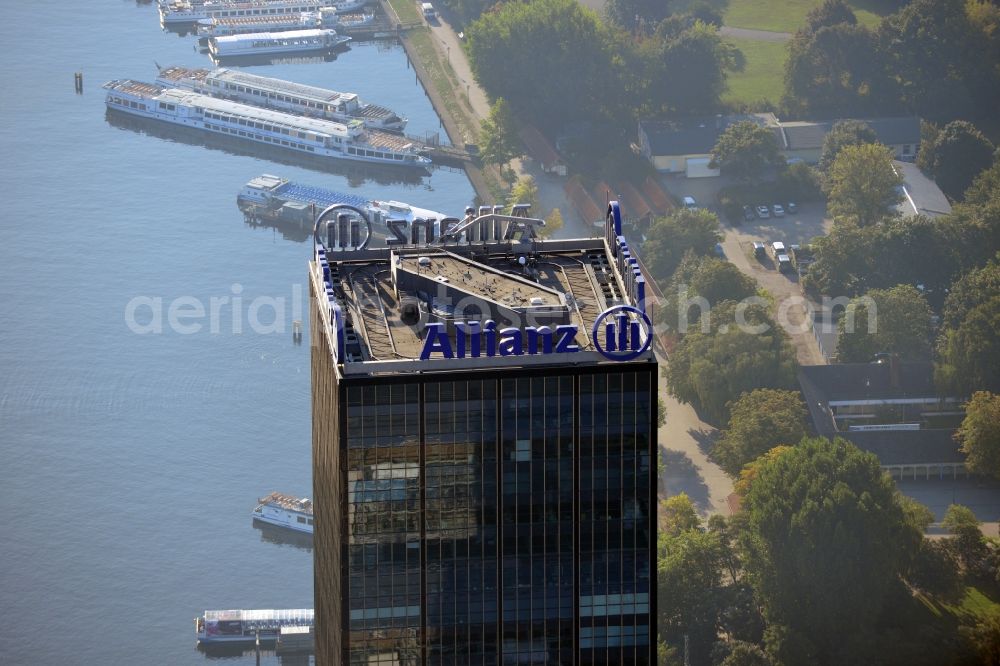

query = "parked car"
(771, 241), (786, 257)
(756, 205), (770, 218)
(753, 241), (767, 259)
(776, 253), (793, 273)
(787, 202), (798, 214)
(683, 196), (698, 209)
(772, 204), (785, 217)
(743, 205), (755, 222)
(714, 243), (725, 258)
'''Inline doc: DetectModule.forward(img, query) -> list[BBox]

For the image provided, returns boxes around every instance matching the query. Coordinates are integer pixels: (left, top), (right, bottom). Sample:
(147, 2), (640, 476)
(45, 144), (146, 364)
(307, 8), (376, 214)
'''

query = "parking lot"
(661, 174), (833, 365)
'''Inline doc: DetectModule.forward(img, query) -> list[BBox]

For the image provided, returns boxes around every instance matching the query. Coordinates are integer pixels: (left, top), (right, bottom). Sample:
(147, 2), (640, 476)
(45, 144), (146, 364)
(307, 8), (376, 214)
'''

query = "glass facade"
(316, 367), (655, 665)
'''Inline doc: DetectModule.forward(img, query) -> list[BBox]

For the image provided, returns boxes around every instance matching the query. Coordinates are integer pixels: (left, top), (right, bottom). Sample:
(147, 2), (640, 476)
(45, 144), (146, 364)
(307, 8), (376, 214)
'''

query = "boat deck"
(258, 491), (313, 514)
(106, 79), (168, 98)
(276, 182), (369, 210)
(364, 130), (414, 151)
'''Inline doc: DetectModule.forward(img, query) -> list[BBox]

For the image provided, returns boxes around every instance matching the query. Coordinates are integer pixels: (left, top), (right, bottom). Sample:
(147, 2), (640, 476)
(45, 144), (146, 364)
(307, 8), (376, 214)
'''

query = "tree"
(942, 503), (980, 533)
(719, 641), (772, 666)
(907, 539), (964, 601)
(784, 23), (894, 117)
(877, 0), (992, 123)
(658, 254), (759, 334)
(741, 437), (923, 664)
(509, 175), (539, 211)
(916, 120), (996, 200)
(962, 610), (1000, 666)
(936, 294), (1000, 395)
(658, 527), (726, 663)
(818, 120), (877, 172)
(644, 20), (745, 116)
(826, 143), (903, 225)
(661, 492), (701, 536)
(466, 0), (625, 128)
(605, 0), (672, 32)
(479, 97), (522, 169)
(641, 208), (722, 283)
(955, 392), (1000, 479)
(665, 301), (798, 424)
(709, 120), (784, 182)
(964, 161), (1000, 207)
(538, 207), (563, 239)
(803, 219), (874, 296)
(712, 389), (809, 477)
(836, 284), (933, 362)
(805, 0), (857, 33)
(941, 256), (1000, 331)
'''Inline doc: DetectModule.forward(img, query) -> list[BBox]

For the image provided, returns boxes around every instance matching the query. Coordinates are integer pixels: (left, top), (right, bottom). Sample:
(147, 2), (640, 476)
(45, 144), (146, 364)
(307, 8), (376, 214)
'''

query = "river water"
(0, 2), (474, 663)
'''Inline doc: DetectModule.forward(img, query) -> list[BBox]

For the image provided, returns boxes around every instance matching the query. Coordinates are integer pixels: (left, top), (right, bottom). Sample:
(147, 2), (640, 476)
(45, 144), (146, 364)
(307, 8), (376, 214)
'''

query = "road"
(719, 26), (792, 42)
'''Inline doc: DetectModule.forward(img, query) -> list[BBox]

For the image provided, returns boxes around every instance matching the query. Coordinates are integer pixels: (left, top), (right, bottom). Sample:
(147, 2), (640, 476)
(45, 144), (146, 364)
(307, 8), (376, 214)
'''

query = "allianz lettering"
(419, 321), (580, 360)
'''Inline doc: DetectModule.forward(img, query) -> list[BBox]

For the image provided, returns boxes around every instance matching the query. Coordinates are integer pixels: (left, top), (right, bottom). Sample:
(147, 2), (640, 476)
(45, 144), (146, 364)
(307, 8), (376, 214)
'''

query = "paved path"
(719, 26), (792, 42)
(656, 351), (734, 517)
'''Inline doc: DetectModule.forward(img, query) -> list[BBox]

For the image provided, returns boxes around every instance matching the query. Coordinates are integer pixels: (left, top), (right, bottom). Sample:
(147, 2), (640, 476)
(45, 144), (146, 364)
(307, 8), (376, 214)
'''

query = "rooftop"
(312, 206), (653, 374)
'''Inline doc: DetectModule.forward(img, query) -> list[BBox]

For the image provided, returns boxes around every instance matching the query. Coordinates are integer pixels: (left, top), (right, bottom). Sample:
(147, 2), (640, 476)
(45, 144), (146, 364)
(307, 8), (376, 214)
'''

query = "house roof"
(839, 430), (965, 465)
(518, 123), (562, 170)
(797, 362), (964, 467)
(776, 121), (830, 150)
(860, 116), (921, 146)
(563, 178), (603, 225)
(614, 180), (652, 219)
(799, 361), (938, 405)
(894, 160), (953, 218)
(639, 113), (776, 156)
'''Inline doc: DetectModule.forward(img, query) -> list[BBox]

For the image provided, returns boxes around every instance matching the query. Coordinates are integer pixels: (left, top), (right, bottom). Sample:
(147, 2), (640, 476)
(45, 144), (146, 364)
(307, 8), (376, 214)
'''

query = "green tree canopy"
(605, 0), (672, 32)
(641, 208), (722, 283)
(805, 0), (857, 32)
(709, 120), (784, 182)
(643, 20), (744, 116)
(818, 120), (877, 172)
(827, 142), (903, 225)
(917, 120), (996, 200)
(719, 641), (772, 666)
(712, 389), (809, 477)
(936, 294), (1000, 395)
(741, 437), (923, 664)
(658, 524), (726, 663)
(466, 0), (624, 128)
(784, 23), (893, 116)
(661, 492), (701, 536)
(658, 253), (759, 334)
(964, 161), (1000, 207)
(955, 392), (1000, 479)
(508, 175), (539, 213)
(479, 97), (522, 169)
(665, 301), (798, 424)
(538, 207), (563, 239)
(836, 284), (933, 362)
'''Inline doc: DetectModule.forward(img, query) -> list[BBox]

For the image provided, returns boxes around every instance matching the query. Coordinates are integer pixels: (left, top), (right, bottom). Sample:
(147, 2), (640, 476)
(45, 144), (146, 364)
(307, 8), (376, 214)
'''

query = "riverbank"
(380, 0), (500, 202)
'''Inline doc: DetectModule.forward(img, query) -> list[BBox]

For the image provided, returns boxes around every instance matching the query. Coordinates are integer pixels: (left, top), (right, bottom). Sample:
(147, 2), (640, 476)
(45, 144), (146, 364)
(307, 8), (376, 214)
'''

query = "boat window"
(307, 518), (314, 525)
(297, 516), (306, 523)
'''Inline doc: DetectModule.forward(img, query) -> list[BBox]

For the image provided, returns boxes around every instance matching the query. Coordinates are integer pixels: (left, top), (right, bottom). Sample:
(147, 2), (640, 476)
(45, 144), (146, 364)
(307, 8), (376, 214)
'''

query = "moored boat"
(252, 491), (313, 534)
(103, 79), (431, 168)
(209, 28), (351, 60)
(195, 608), (314, 645)
(159, 0), (334, 26)
(156, 65), (407, 131)
(195, 7), (366, 38)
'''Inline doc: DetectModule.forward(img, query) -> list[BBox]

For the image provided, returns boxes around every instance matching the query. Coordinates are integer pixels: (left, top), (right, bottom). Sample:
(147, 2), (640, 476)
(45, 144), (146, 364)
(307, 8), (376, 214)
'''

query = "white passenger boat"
(103, 79), (432, 168)
(157, 65), (407, 131)
(252, 491), (313, 533)
(196, 7), (368, 38)
(195, 608), (314, 645)
(159, 0), (334, 25)
(209, 28), (351, 59)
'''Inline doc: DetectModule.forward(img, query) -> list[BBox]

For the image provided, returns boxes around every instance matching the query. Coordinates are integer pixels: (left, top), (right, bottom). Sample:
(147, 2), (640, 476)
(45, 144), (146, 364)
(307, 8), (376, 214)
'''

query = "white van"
(421, 2), (436, 18)
(682, 196), (697, 209)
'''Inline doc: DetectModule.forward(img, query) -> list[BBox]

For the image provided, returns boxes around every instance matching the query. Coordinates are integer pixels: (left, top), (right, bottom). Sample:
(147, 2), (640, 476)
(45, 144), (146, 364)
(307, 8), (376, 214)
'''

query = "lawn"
(723, 0), (887, 33)
(722, 37), (787, 106)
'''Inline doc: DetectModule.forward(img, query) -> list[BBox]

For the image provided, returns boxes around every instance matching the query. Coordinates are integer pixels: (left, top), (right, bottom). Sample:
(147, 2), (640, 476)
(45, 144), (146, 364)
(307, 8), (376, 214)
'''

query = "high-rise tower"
(310, 202), (657, 665)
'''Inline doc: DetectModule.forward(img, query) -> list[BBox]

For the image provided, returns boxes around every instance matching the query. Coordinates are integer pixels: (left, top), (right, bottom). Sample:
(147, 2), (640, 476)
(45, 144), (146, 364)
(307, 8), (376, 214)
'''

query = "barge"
(195, 7), (373, 39)
(208, 28), (351, 60)
(157, 65), (406, 131)
(195, 608), (314, 645)
(103, 79), (431, 168)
